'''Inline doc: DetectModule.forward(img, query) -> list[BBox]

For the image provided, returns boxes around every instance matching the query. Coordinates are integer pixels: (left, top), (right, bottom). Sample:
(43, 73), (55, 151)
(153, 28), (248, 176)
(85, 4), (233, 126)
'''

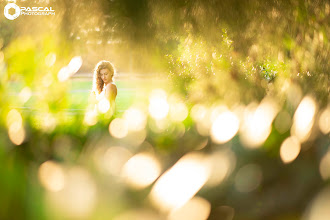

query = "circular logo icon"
(4, 3), (20, 20)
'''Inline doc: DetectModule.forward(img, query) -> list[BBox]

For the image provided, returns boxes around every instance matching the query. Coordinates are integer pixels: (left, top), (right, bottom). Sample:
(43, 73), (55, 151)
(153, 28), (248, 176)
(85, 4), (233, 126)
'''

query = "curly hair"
(92, 60), (115, 95)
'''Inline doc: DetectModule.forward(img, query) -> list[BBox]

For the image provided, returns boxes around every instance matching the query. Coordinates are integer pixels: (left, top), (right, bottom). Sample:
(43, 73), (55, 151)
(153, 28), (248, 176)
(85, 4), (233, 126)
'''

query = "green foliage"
(0, 0), (329, 219)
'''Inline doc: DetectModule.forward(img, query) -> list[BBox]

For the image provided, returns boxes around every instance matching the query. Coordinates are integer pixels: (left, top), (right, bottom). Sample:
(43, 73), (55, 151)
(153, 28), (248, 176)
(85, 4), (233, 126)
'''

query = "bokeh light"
(303, 187), (330, 220)
(57, 66), (71, 82)
(109, 118), (128, 138)
(113, 209), (160, 220)
(100, 146), (133, 176)
(150, 153), (210, 212)
(84, 110), (97, 126)
(318, 106), (330, 134)
(97, 97), (110, 113)
(191, 104), (211, 136)
(169, 102), (188, 122)
(211, 110), (239, 144)
(46, 167), (97, 219)
(240, 98), (278, 148)
(123, 107), (147, 131)
(122, 152), (161, 189)
(206, 150), (236, 186)
(291, 96), (317, 143)
(148, 89), (169, 120)
(57, 56), (82, 81)
(168, 196), (211, 220)
(68, 56), (83, 74)
(235, 164), (262, 193)
(38, 161), (65, 192)
(40, 113), (57, 133)
(280, 136), (301, 164)
(274, 111), (292, 134)
(7, 109), (25, 145)
(19, 87), (32, 103)
(45, 52), (56, 67)
(319, 151), (330, 180)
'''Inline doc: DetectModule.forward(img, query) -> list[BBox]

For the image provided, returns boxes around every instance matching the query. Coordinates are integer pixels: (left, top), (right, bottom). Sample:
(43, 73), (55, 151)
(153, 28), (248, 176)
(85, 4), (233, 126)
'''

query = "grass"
(8, 76), (169, 115)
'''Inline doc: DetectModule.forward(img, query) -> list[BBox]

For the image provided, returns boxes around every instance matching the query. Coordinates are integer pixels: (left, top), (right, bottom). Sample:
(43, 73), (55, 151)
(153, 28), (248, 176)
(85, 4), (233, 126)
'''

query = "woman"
(91, 60), (117, 113)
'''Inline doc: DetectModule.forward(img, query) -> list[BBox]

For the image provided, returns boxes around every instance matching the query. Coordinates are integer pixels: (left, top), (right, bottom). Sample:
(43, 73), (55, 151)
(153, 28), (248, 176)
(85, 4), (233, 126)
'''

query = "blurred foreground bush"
(0, 0), (329, 219)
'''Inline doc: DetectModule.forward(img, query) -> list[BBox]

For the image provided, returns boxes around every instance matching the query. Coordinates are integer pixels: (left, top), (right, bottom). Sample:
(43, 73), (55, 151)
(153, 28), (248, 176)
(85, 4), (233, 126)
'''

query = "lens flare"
(291, 96), (317, 142)
(38, 161), (65, 192)
(280, 136), (301, 164)
(168, 197), (211, 220)
(122, 152), (161, 189)
(150, 153), (210, 212)
(211, 111), (239, 144)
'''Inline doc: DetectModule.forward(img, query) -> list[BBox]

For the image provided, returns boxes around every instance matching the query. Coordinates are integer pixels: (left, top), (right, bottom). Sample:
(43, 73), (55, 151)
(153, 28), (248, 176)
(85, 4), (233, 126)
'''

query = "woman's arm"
(105, 84), (117, 101)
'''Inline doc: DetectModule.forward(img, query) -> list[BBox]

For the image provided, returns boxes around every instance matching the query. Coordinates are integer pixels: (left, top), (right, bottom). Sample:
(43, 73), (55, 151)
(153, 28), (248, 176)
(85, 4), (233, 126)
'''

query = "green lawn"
(8, 77), (169, 115)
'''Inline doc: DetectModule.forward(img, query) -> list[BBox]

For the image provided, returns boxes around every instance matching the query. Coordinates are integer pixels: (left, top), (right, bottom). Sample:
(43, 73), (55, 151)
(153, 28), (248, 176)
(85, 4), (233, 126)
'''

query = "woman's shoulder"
(106, 83), (117, 90)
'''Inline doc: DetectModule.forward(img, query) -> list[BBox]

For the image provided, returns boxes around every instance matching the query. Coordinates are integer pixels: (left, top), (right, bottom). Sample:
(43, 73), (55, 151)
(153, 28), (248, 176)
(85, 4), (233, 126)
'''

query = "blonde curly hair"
(92, 60), (115, 95)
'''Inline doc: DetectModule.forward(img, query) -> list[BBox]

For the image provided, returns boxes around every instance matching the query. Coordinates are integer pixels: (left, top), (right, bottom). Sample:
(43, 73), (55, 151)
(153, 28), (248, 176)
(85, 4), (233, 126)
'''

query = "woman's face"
(100, 68), (112, 84)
